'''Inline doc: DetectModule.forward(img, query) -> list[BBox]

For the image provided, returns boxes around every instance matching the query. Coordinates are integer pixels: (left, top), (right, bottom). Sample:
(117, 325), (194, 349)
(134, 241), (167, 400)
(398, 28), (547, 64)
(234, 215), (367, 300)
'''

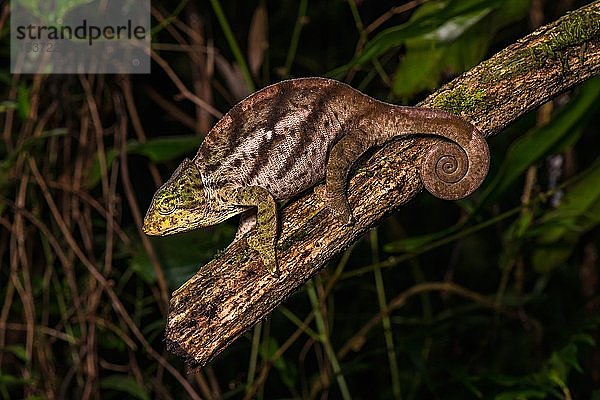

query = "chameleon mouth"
(141, 221), (158, 235)
(141, 217), (183, 236)
(141, 219), (167, 236)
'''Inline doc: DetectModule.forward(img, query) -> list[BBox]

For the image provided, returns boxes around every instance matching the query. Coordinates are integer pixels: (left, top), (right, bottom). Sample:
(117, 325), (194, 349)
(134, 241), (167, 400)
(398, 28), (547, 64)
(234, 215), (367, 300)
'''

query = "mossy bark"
(165, 2), (600, 370)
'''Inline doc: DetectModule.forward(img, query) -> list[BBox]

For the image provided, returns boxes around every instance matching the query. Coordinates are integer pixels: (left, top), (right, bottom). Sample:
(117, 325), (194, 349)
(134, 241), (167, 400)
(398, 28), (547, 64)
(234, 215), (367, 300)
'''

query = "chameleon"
(142, 77), (489, 275)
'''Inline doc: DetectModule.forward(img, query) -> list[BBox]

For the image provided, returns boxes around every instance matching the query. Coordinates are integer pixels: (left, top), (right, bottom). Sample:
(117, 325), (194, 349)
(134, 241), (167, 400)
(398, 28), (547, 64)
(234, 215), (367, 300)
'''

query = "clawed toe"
(247, 235), (278, 275)
(247, 235), (259, 251)
(314, 184), (329, 202)
(315, 186), (356, 226)
(335, 207), (355, 226)
(344, 212), (356, 226)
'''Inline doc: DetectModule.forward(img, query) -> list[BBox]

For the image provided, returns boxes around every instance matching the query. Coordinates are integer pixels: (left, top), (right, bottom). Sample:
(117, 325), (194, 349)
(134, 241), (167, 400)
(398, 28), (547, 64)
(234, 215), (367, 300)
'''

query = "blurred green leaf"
(126, 135), (203, 163)
(0, 71), (11, 85)
(0, 101), (18, 113)
(391, 0), (510, 98)
(384, 225), (453, 253)
(86, 149), (117, 189)
(330, 0), (509, 78)
(54, 0), (97, 21)
(131, 225), (234, 289)
(100, 375), (150, 400)
(571, 333), (596, 347)
(383, 205), (518, 254)
(481, 77), (600, 205)
(87, 135), (202, 188)
(14, 0), (96, 23)
(16, 84), (30, 121)
(494, 390), (547, 400)
(2, 345), (28, 362)
(96, 329), (127, 352)
(489, 338), (590, 400)
(392, 45), (446, 99)
(259, 337), (298, 394)
(141, 319), (166, 343)
(0, 373), (24, 386)
(529, 158), (600, 273)
(0, 129), (67, 181)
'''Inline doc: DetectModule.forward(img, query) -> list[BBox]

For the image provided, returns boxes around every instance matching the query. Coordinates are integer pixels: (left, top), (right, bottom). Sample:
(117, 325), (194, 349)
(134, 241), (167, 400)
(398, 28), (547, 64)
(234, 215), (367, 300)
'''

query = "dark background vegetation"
(1, 0), (599, 398)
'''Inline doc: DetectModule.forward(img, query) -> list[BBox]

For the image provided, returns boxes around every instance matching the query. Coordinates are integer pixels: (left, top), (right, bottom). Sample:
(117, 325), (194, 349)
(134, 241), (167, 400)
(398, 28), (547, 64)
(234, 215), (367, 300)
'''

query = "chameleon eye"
(157, 196), (177, 215)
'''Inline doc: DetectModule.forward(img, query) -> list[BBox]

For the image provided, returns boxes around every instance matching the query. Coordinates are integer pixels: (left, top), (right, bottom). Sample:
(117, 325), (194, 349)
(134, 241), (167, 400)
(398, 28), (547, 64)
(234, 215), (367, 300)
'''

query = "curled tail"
(317, 97), (490, 226)
(381, 106), (490, 200)
(419, 125), (489, 200)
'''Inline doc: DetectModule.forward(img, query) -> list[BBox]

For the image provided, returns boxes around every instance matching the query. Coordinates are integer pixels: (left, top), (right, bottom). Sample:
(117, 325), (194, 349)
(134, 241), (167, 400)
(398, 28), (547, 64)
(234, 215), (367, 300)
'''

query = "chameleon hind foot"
(317, 131), (375, 226)
(247, 234), (278, 276)
(314, 184), (355, 226)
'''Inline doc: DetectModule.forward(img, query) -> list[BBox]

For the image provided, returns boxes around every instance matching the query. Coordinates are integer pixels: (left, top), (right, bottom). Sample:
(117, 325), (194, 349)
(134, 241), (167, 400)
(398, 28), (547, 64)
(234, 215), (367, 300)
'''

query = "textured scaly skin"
(142, 77), (490, 274)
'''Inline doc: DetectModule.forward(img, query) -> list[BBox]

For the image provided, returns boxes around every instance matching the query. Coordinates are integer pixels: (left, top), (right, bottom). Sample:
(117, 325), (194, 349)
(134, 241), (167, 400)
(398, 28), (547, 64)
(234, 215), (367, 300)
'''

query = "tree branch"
(165, 2), (600, 370)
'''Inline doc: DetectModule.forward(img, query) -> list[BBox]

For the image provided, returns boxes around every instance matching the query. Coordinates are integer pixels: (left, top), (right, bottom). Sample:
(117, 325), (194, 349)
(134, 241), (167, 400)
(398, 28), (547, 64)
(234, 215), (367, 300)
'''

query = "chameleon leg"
(228, 186), (278, 275)
(316, 131), (374, 225)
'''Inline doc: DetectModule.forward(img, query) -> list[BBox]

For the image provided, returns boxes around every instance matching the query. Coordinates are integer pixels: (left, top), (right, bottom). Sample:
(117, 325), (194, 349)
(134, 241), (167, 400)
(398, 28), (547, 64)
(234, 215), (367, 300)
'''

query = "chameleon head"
(142, 158), (207, 236)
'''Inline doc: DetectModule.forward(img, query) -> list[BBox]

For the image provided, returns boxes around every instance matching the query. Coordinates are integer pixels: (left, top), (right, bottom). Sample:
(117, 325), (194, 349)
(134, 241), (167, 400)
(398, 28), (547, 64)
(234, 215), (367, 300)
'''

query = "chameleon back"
(194, 78), (369, 200)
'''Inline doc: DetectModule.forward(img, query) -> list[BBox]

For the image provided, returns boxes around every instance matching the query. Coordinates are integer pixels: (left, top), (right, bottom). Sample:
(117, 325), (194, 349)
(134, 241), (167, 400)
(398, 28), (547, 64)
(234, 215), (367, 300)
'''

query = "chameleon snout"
(141, 218), (157, 235)
(141, 211), (164, 236)
(141, 211), (182, 236)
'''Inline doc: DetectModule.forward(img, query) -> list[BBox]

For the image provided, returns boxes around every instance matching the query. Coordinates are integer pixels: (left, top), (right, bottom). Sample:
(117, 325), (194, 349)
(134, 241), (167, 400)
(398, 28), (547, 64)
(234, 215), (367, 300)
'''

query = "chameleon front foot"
(314, 185), (355, 226)
(247, 235), (278, 276)
(225, 186), (279, 275)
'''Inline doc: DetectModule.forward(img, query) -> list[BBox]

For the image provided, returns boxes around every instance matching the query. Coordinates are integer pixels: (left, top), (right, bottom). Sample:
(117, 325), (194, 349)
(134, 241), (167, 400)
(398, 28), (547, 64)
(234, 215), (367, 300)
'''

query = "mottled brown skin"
(142, 77), (490, 274)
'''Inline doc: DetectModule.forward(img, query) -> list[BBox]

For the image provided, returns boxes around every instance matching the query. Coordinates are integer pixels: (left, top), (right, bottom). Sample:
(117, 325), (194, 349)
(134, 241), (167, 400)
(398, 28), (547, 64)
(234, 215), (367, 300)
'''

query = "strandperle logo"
(15, 19), (147, 46)
(11, 0), (151, 74)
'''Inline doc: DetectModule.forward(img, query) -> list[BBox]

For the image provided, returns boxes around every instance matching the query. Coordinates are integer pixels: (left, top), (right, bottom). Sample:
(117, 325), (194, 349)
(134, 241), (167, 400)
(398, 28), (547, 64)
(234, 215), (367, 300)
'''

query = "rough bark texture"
(165, 2), (600, 370)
